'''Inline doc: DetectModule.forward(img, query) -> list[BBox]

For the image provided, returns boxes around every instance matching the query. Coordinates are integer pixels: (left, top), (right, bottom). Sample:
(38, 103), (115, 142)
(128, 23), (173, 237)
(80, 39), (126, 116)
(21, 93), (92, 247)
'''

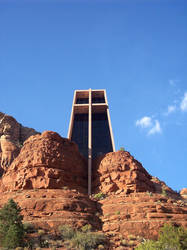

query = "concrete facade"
(68, 89), (115, 195)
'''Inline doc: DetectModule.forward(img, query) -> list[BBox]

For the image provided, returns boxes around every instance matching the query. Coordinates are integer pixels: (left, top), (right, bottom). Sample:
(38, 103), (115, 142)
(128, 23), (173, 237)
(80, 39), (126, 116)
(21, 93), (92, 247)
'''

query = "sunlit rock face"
(0, 112), (39, 173)
(93, 150), (155, 194)
(1, 131), (87, 193)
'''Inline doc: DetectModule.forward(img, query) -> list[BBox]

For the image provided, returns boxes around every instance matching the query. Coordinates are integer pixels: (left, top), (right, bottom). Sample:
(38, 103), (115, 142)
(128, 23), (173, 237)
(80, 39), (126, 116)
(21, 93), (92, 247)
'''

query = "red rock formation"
(0, 189), (101, 233)
(0, 122), (185, 249)
(1, 131), (87, 193)
(180, 188), (187, 201)
(93, 151), (155, 194)
(0, 112), (39, 173)
(99, 192), (187, 249)
(0, 112), (20, 142)
(0, 135), (20, 170)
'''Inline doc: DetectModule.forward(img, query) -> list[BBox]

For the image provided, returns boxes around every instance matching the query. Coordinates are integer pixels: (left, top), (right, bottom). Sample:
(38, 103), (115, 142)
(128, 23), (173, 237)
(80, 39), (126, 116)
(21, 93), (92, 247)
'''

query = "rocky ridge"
(0, 112), (186, 249)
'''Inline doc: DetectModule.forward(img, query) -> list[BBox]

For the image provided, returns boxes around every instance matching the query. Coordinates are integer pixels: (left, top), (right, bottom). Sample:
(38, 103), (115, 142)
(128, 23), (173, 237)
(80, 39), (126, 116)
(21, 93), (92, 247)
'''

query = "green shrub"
(135, 239), (159, 249)
(59, 224), (75, 240)
(162, 188), (168, 197)
(70, 231), (106, 250)
(93, 192), (106, 200)
(0, 199), (25, 248)
(121, 239), (127, 246)
(23, 222), (35, 233)
(81, 224), (92, 233)
(38, 229), (45, 236)
(115, 211), (120, 215)
(128, 240), (135, 246)
(128, 234), (136, 240)
(119, 147), (125, 151)
(135, 224), (187, 250)
(59, 224), (106, 249)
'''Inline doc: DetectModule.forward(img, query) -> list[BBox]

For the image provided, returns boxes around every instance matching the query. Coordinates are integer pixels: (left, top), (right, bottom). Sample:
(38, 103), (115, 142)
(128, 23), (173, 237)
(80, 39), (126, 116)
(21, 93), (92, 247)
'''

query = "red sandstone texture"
(1, 131), (87, 192)
(93, 151), (155, 194)
(0, 126), (186, 249)
(180, 188), (187, 201)
(0, 112), (39, 171)
(0, 135), (20, 170)
(0, 189), (101, 233)
(99, 192), (187, 249)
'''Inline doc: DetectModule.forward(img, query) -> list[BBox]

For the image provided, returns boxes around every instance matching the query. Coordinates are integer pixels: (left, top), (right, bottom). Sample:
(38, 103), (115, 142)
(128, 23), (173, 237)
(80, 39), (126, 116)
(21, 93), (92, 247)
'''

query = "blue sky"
(0, 0), (187, 191)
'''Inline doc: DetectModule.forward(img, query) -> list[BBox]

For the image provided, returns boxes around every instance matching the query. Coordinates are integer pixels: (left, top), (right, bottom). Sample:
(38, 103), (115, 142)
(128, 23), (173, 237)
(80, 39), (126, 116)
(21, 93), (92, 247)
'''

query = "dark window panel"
(76, 98), (89, 104)
(92, 112), (113, 159)
(71, 113), (88, 158)
(92, 97), (105, 103)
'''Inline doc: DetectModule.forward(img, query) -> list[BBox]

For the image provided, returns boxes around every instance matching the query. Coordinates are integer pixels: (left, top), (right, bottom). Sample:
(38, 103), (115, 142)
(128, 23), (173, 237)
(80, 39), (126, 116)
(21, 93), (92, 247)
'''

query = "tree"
(0, 199), (25, 248)
(135, 224), (187, 250)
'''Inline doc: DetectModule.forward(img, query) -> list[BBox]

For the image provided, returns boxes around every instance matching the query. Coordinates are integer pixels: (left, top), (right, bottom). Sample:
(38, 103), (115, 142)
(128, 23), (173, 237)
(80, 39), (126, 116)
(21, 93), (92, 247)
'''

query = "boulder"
(93, 151), (155, 194)
(1, 131), (87, 192)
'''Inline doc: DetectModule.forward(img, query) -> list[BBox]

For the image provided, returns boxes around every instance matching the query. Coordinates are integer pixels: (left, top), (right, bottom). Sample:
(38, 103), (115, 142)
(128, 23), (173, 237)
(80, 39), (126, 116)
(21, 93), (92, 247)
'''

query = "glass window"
(76, 98), (89, 104)
(71, 114), (88, 158)
(92, 112), (113, 159)
(92, 97), (105, 103)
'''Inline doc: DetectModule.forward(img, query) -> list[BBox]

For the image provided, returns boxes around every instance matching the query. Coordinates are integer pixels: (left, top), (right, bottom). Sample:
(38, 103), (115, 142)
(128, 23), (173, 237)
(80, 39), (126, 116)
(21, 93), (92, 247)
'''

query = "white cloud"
(136, 116), (152, 128)
(180, 92), (187, 111)
(136, 117), (162, 135)
(164, 105), (176, 115)
(148, 120), (162, 135)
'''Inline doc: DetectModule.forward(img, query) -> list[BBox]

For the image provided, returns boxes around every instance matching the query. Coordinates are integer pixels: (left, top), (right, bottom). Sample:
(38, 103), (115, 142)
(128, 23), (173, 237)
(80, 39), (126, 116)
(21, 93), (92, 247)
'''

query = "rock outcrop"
(93, 151), (155, 194)
(180, 188), (187, 201)
(1, 131), (87, 193)
(91, 150), (187, 249)
(99, 192), (187, 249)
(0, 134), (20, 169)
(0, 112), (39, 172)
(0, 189), (101, 233)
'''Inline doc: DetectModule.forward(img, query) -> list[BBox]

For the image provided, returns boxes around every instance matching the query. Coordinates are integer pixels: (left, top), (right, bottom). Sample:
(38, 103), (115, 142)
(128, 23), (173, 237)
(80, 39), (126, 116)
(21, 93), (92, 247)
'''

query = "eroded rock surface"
(0, 112), (39, 172)
(0, 189), (101, 233)
(93, 151), (155, 194)
(99, 192), (187, 249)
(0, 135), (20, 169)
(180, 188), (187, 201)
(1, 131), (87, 192)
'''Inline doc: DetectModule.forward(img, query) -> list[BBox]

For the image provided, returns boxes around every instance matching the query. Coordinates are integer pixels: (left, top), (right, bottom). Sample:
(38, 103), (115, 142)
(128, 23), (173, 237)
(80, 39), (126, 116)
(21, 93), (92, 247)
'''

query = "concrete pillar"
(88, 88), (92, 196)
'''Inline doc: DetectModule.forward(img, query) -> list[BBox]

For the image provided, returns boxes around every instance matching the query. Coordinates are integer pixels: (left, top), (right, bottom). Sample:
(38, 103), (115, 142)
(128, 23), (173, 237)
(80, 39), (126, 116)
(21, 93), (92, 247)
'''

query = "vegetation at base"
(0, 199), (25, 249)
(135, 224), (187, 250)
(23, 222), (36, 233)
(93, 192), (106, 200)
(59, 224), (106, 250)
